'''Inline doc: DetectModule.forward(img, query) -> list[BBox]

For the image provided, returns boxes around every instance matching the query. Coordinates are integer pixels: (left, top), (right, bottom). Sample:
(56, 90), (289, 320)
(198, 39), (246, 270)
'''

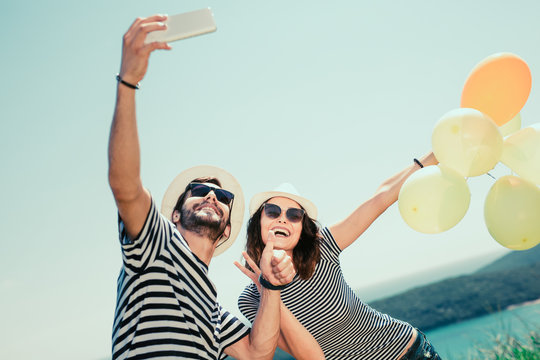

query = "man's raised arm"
(108, 16), (170, 238)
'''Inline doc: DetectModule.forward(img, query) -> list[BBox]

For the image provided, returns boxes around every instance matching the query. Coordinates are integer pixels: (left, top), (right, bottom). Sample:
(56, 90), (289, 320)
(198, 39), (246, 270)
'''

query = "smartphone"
(144, 8), (217, 44)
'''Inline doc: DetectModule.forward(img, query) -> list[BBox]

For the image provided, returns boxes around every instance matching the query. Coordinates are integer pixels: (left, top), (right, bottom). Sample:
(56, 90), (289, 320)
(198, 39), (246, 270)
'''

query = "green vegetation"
(467, 331), (540, 360)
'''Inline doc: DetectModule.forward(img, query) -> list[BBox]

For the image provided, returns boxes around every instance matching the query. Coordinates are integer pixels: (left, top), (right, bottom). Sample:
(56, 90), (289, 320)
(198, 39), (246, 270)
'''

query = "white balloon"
(500, 123), (540, 185)
(499, 113), (522, 137)
(432, 108), (503, 177)
(484, 175), (540, 250)
(398, 165), (471, 233)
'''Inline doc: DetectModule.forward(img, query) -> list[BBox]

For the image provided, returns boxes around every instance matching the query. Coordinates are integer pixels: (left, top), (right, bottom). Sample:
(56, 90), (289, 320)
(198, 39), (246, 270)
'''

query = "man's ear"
(222, 224), (231, 240)
(172, 209), (180, 223)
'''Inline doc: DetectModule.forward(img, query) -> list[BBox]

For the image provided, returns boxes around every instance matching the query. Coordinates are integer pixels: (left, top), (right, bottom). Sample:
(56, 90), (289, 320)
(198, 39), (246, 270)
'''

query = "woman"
(235, 152), (442, 359)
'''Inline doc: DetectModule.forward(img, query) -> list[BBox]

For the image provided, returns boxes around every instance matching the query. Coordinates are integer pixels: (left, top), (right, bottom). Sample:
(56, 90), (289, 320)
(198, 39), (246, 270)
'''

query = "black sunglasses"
(187, 183), (235, 205)
(263, 203), (305, 223)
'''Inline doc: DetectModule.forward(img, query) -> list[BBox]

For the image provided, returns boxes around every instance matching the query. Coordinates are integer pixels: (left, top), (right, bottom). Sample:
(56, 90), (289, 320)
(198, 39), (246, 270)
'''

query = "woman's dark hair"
(172, 177), (222, 217)
(245, 203), (321, 280)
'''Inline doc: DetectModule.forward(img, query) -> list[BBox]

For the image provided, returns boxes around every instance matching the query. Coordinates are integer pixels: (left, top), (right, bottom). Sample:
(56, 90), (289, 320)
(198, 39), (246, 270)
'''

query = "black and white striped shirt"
(113, 199), (250, 360)
(238, 227), (413, 359)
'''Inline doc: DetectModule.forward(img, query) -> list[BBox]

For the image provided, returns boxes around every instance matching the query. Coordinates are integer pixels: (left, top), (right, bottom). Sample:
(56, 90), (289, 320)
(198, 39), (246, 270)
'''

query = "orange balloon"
(461, 53), (531, 126)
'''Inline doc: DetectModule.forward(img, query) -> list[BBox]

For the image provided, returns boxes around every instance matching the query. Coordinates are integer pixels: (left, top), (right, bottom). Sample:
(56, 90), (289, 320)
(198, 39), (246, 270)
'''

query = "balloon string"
(486, 172), (496, 180)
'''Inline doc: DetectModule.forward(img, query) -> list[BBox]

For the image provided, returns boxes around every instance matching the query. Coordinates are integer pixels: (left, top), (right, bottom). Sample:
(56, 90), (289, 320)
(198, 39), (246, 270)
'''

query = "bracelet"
(258, 274), (287, 291)
(116, 74), (140, 90)
(413, 158), (424, 168)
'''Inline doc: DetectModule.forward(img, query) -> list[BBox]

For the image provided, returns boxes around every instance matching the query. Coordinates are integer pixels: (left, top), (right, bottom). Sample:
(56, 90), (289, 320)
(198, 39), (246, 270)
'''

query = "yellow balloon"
(432, 108), (503, 177)
(398, 165), (471, 234)
(500, 123), (540, 185)
(484, 175), (540, 250)
(499, 113), (522, 137)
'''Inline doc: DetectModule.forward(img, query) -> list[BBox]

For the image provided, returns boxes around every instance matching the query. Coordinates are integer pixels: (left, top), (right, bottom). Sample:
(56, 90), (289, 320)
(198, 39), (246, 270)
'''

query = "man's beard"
(180, 203), (228, 243)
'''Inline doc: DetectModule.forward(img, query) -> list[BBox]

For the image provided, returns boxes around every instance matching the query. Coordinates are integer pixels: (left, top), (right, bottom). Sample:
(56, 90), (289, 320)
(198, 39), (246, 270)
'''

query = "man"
(108, 15), (296, 359)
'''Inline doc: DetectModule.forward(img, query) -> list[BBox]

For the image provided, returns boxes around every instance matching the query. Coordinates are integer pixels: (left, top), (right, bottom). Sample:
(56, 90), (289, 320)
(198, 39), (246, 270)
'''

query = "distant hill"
(356, 250), (507, 302)
(475, 244), (540, 274)
(368, 245), (540, 331)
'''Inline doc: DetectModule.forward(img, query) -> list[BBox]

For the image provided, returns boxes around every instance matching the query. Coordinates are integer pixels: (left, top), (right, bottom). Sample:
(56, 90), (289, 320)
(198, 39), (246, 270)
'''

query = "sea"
(425, 301), (540, 359)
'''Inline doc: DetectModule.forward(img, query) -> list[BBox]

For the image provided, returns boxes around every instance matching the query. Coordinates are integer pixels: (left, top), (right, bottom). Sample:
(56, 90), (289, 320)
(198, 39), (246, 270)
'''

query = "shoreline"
(426, 299), (540, 332)
(506, 297), (540, 311)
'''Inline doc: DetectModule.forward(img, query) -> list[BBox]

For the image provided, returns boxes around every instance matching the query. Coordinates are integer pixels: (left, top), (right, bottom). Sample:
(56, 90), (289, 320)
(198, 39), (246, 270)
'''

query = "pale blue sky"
(2, 1), (539, 358)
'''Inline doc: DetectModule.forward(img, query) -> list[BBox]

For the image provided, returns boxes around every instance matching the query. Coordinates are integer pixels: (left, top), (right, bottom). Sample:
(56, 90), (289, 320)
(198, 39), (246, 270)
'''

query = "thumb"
(262, 230), (275, 256)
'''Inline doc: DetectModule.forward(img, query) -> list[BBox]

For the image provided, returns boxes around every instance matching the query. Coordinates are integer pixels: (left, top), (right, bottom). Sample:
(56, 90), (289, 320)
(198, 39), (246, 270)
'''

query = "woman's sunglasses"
(187, 183), (235, 205)
(263, 203), (305, 223)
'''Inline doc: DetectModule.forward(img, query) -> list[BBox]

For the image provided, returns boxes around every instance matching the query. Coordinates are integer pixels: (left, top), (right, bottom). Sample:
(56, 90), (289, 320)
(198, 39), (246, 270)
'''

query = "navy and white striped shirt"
(238, 227), (413, 359)
(113, 199), (250, 360)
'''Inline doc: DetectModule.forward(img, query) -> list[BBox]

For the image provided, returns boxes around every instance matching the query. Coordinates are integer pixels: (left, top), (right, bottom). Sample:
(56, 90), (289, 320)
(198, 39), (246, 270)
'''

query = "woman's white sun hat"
(249, 183), (318, 219)
(160, 165), (245, 257)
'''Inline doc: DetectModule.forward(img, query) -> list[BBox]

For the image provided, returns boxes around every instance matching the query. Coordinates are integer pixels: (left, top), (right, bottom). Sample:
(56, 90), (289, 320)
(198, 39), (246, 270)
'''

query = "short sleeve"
(319, 227), (342, 265)
(218, 305), (251, 359)
(237, 283), (260, 324)
(117, 198), (173, 272)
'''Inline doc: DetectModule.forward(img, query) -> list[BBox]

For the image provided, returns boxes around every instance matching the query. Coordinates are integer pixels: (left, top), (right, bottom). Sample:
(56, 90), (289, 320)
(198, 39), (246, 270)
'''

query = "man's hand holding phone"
(119, 15), (171, 86)
(118, 9), (217, 87)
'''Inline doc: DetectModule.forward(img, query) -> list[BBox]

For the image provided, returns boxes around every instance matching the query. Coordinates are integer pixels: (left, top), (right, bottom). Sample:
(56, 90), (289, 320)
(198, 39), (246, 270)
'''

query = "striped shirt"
(112, 199), (250, 360)
(238, 227), (414, 359)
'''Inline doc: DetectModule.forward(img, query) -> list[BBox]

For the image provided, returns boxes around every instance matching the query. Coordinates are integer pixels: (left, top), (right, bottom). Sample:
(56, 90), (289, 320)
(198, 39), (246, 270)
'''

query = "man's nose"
(204, 190), (218, 202)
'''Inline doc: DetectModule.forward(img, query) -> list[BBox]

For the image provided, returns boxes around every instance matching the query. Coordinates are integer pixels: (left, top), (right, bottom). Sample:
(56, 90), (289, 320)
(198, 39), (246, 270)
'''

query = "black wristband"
(414, 158), (424, 168)
(259, 274), (287, 291)
(116, 74), (140, 90)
